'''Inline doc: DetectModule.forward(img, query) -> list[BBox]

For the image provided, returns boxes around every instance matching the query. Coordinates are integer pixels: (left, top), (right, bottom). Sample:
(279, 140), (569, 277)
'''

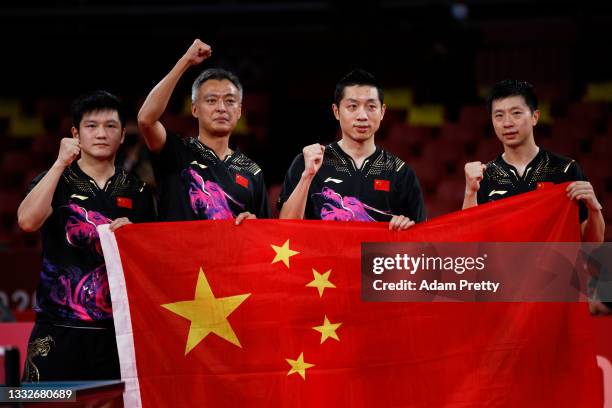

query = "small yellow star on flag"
(286, 352), (315, 380)
(312, 315), (342, 344)
(271, 239), (299, 268)
(161, 267), (250, 355)
(306, 269), (336, 297)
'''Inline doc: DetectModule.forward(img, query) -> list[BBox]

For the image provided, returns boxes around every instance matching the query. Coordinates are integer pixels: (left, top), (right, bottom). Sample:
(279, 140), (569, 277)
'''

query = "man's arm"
(17, 138), (80, 232)
(279, 144), (325, 219)
(462, 161), (486, 209)
(137, 39), (212, 153)
(567, 181), (605, 242)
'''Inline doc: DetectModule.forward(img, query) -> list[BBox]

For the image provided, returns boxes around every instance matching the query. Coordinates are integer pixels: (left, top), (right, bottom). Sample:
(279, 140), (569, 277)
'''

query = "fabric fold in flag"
(99, 182), (602, 407)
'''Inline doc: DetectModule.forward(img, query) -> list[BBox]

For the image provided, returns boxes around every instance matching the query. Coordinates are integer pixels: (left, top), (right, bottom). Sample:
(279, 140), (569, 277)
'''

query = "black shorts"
(23, 322), (120, 382)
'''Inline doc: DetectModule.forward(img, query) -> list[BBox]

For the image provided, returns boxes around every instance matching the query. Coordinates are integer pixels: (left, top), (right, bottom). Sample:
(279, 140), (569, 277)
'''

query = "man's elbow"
(17, 214), (38, 233)
(137, 111), (154, 130)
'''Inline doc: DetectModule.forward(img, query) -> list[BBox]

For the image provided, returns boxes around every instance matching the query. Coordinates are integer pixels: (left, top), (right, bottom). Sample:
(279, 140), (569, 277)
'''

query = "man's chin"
(345, 132), (374, 142)
(207, 125), (235, 136)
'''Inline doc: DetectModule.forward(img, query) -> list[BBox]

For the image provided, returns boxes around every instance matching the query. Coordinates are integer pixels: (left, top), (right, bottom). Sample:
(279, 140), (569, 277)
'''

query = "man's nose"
(356, 106), (368, 119)
(216, 100), (227, 111)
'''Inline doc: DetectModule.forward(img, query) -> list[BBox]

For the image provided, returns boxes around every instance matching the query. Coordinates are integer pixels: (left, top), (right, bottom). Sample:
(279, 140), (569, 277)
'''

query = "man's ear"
(332, 104), (340, 121)
(70, 126), (79, 140)
(532, 109), (540, 126)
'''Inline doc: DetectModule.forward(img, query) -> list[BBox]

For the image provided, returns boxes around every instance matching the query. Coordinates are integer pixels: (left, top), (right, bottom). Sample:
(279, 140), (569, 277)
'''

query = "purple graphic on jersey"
(183, 167), (245, 220)
(41, 261), (111, 321)
(37, 203), (113, 321)
(312, 187), (391, 221)
(64, 203), (110, 257)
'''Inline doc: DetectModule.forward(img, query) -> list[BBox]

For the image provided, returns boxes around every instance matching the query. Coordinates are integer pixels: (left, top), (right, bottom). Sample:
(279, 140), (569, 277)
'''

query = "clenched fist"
(182, 39), (212, 66)
(56, 138), (80, 168)
(464, 161), (486, 194)
(302, 144), (325, 178)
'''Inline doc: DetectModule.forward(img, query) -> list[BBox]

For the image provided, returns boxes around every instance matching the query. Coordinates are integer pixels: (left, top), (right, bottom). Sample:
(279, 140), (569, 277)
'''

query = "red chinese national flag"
(374, 178), (390, 191)
(235, 173), (249, 188)
(99, 183), (602, 407)
(116, 196), (133, 209)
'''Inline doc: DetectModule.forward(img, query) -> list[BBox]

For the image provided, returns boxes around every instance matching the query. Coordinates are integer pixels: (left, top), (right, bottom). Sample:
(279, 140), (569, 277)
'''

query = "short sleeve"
(277, 154), (305, 211)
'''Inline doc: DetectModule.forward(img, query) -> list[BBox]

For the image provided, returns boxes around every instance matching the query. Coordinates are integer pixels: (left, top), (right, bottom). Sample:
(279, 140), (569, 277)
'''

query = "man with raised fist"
(17, 91), (155, 381)
(138, 39), (270, 223)
(278, 69), (425, 230)
(462, 79), (604, 243)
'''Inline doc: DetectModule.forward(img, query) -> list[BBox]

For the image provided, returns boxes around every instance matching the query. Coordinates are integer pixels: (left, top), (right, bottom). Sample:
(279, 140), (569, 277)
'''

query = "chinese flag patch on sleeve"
(116, 197), (133, 209)
(235, 174), (249, 188)
(374, 179), (390, 192)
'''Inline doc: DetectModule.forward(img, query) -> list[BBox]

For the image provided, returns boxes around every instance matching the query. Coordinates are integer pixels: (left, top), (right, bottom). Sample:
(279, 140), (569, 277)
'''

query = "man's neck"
(501, 139), (540, 177)
(198, 132), (232, 160)
(77, 156), (116, 189)
(338, 137), (376, 169)
(502, 141), (539, 166)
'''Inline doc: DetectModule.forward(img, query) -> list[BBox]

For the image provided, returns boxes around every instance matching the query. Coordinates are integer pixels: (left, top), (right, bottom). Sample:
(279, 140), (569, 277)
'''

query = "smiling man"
(137, 39), (270, 223)
(462, 79), (604, 243)
(278, 69), (425, 230)
(17, 91), (155, 381)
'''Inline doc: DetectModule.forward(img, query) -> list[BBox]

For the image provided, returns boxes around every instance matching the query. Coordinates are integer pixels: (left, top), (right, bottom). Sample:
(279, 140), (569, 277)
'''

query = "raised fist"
(183, 39), (212, 66)
(57, 138), (81, 167)
(302, 143), (325, 178)
(464, 161), (486, 194)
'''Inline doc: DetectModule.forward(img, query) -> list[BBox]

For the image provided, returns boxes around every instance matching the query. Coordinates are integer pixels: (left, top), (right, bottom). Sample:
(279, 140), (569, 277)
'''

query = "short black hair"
(71, 90), (126, 128)
(191, 68), (243, 103)
(487, 79), (538, 114)
(334, 69), (384, 106)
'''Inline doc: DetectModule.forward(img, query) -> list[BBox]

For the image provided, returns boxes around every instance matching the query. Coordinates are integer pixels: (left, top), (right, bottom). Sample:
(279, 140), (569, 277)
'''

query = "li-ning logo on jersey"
(70, 194), (88, 201)
(190, 160), (208, 170)
(488, 190), (508, 197)
(324, 177), (343, 184)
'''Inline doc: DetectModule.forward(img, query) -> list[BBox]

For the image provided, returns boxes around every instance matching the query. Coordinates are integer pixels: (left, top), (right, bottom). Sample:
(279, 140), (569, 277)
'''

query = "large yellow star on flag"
(306, 269), (336, 297)
(312, 315), (342, 344)
(161, 267), (250, 355)
(286, 352), (315, 380)
(271, 239), (299, 268)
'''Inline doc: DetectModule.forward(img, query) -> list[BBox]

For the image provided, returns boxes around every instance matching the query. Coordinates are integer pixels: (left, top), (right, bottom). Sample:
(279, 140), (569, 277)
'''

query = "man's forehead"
(492, 95), (529, 111)
(341, 85), (380, 102)
(344, 85), (378, 99)
(82, 109), (120, 121)
(199, 79), (239, 95)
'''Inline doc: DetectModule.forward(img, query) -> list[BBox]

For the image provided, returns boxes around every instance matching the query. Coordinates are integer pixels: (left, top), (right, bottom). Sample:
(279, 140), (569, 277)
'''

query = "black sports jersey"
(29, 162), (155, 326)
(153, 134), (271, 221)
(477, 148), (588, 221)
(278, 142), (426, 222)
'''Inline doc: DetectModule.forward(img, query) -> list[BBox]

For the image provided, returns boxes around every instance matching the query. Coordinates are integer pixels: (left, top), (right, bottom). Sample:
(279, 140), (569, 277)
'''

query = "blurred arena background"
(0, 0), (611, 316)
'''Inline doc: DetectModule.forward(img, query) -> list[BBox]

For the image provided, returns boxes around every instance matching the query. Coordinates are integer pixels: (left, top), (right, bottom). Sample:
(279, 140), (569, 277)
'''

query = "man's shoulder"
(230, 151), (264, 177)
(109, 169), (151, 199)
(373, 147), (414, 176)
(541, 149), (578, 172)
